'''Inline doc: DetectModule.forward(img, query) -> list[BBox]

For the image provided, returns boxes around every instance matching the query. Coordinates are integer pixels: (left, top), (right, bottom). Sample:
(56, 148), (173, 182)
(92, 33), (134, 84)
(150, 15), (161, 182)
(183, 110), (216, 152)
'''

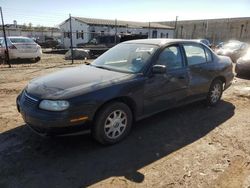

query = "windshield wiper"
(92, 65), (112, 71)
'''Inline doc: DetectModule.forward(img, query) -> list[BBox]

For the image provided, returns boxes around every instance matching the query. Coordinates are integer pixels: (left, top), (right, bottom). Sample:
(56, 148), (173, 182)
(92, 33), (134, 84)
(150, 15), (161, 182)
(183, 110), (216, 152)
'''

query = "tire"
(206, 79), (223, 106)
(92, 102), (133, 145)
(35, 57), (41, 62)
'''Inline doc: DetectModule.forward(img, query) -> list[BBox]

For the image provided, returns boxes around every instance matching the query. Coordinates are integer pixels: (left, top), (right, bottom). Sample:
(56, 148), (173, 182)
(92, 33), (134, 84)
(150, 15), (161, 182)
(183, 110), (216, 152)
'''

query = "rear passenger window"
(183, 44), (206, 65)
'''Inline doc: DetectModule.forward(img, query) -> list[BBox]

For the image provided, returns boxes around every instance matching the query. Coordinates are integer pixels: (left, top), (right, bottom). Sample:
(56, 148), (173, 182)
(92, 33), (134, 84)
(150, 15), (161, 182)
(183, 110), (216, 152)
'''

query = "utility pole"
(115, 19), (117, 44)
(174, 16), (178, 38)
(0, 7), (11, 68)
(148, 22), (151, 39)
(69, 14), (74, 64)
(205, 20), (209, 38)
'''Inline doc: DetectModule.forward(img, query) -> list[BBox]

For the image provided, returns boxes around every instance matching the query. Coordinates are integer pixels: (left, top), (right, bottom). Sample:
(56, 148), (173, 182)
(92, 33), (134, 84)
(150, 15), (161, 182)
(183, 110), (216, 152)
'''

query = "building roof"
(73, 17), (174, 30)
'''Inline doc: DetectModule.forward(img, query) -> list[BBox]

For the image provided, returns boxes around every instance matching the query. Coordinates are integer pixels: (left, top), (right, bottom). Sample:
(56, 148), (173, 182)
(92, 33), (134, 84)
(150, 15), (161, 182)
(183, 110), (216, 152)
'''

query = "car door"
(182, 43), (212, 99)
(143, 45), (189, 115)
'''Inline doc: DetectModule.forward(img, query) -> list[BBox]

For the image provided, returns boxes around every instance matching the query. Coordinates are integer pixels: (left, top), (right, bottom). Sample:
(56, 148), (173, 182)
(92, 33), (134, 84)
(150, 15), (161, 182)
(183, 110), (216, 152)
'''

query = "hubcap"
(211, 83), (221, 103)
(104, 110), (127, 139)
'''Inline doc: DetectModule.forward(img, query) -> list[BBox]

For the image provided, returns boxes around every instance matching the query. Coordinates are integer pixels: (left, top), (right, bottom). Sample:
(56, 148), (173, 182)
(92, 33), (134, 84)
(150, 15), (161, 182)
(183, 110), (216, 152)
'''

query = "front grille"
(23, 92), (39, 108)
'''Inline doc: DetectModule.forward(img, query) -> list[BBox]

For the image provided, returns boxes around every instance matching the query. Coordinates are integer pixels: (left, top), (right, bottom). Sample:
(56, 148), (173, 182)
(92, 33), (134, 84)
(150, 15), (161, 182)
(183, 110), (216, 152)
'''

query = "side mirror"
(152, 64), (166, 74)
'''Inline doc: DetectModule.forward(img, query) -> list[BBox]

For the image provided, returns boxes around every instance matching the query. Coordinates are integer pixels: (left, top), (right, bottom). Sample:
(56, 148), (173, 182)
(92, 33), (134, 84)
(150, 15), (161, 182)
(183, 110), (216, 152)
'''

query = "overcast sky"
(1, 0), (250, 27)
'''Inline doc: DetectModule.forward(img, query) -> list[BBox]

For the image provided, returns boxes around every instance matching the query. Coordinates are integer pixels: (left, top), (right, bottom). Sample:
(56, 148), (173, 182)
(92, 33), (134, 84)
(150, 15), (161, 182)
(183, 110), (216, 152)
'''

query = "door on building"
(152, 30), (157, 38)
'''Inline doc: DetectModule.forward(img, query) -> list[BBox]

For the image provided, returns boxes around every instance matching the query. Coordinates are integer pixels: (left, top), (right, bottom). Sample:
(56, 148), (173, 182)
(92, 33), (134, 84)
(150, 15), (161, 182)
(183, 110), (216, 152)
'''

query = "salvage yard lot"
(0, 54), (250, 188)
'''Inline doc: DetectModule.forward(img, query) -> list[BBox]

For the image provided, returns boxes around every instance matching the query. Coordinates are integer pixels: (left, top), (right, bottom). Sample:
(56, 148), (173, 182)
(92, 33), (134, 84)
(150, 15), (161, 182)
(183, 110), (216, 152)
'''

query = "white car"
(0, 36), (42, 61)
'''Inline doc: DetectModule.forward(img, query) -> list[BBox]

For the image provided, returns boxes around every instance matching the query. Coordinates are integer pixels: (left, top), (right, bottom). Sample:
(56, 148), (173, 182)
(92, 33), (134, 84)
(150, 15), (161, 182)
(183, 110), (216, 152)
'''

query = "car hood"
(26, 65), (132, 99)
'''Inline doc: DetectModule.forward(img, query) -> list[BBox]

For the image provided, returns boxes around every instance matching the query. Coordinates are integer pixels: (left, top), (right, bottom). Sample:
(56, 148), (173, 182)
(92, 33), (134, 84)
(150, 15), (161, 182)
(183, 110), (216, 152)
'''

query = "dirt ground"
(0, 54), (250, 188)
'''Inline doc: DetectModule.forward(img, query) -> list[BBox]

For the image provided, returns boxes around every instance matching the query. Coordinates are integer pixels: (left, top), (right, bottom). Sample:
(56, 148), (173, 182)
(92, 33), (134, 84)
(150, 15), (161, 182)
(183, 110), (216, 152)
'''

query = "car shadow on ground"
(6, 59), (39, 65)
(0, 100), (235, 188)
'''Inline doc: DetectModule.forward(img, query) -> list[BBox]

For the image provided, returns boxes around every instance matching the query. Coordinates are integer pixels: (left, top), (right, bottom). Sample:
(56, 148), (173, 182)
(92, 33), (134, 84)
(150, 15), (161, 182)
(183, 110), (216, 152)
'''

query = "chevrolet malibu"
(17, 39), (234, 144)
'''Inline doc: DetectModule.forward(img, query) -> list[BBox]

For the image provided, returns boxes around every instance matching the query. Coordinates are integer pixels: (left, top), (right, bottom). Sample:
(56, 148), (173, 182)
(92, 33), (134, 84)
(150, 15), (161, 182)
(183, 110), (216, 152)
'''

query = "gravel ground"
(0, 54), (250, 188)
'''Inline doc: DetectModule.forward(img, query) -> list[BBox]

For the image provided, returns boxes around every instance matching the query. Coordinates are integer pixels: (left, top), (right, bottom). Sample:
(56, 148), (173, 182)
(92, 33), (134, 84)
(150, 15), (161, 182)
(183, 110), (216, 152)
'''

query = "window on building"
(91, 30), (95, 39)
(67, 32), (70, 38)
(152, 30), (157, 38)
(81, 30), (84, 39)
(161, 33), (164, 38)
(166, 33), (169, 38)
(76, 30), (79, 39)
(64, 32), (67, 38)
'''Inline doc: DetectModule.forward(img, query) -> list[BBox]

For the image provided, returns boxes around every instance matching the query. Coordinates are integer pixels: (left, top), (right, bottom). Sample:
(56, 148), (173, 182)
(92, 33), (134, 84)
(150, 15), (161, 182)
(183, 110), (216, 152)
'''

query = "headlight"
(39, 100), (70, 111)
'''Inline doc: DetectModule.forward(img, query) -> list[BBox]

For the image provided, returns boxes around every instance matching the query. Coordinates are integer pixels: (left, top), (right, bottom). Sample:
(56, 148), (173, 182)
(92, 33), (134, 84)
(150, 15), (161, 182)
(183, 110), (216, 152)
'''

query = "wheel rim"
(211, 83), (222, 103)
(104, 110), (128, 139)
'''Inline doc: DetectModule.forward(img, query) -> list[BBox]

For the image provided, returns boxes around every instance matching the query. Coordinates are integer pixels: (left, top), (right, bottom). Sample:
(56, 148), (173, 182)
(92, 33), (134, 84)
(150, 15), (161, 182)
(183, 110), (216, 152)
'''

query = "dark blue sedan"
(17, 39), (234, 144)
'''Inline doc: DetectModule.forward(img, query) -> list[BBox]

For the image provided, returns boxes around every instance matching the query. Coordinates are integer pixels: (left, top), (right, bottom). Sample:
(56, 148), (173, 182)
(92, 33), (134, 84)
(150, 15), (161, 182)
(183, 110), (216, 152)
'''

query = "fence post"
(148, 22), (151, 38)
(115, 19), (117, 44)
(69, 14), (74, 64)
(0, 7), (11, 68)
(174, 16), (178, 38)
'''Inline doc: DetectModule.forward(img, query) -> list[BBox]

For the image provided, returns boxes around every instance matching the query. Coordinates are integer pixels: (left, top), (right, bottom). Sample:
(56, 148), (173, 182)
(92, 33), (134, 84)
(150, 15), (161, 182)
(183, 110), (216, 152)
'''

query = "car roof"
(123, 38), (204, 46)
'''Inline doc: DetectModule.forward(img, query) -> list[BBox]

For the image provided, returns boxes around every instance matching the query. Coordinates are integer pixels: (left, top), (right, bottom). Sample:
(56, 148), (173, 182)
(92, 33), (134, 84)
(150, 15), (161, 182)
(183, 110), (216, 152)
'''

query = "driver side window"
(156, 46), (183, 70)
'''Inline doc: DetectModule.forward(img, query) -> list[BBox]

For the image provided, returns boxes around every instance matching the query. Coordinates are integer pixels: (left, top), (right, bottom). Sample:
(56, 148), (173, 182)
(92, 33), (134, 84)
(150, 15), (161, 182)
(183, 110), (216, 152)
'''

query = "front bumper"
(17, 91), (93, 136)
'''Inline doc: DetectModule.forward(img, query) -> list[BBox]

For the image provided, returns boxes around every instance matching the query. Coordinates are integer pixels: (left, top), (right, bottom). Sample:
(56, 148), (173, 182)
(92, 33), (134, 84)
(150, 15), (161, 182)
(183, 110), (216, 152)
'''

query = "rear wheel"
(92, 102), (133, 145)
(35, 57), (41, 62)
(206, 79), (223, 106)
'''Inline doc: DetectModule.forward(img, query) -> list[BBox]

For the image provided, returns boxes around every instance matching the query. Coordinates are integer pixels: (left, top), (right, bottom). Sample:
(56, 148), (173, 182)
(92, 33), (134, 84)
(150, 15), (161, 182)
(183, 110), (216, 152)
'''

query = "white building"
(59, 17), (174, 48)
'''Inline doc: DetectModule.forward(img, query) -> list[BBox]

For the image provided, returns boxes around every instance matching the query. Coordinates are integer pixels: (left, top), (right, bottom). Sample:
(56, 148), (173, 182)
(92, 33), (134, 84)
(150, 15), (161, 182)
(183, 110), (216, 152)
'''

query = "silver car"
(236, 48), (250, 75)
(0, 36), (42, 61)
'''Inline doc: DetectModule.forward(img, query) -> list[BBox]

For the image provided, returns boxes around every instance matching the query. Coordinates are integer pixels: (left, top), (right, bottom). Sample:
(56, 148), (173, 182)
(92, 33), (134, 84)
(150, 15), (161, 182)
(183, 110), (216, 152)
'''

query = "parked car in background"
(215, 42), (224, 49)
(0, 36), (42, 62)
(17, 39), (234, 144)
(215, 40), (248, 62)
(35, 36), (62, 49)
(235, 48), (250, 76)
(195, 39), (212, 48)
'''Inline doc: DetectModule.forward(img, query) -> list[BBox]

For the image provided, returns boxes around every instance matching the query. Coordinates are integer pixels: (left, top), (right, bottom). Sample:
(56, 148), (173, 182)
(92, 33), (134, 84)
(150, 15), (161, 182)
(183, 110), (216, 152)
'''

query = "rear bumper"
(9, 49), (42, 59)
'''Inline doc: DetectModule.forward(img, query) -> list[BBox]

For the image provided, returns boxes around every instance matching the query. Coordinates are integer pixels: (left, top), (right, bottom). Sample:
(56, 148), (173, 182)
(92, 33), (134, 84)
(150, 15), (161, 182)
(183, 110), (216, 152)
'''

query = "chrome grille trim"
(24, 92), (38, 102)
(23, 91), (39, 108)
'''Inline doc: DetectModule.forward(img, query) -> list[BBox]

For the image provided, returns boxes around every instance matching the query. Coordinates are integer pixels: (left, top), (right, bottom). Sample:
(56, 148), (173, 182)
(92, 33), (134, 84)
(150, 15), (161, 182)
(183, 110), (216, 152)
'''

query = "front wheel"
(206, 79), (223, 106)
(92, 102), (133, 145)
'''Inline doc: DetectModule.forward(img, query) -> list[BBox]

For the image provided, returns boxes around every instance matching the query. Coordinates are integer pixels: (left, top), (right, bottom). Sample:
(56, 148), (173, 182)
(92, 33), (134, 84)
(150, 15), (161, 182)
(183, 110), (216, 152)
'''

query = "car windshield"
(9, 37), (35, 44)
(91, 43), (158, 73)
(222, 42), (242, 50)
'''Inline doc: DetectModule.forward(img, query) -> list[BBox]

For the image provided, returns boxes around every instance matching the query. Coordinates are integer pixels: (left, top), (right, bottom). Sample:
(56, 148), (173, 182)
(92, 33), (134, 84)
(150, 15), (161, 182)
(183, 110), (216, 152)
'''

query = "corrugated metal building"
(160, 17), (250, 44)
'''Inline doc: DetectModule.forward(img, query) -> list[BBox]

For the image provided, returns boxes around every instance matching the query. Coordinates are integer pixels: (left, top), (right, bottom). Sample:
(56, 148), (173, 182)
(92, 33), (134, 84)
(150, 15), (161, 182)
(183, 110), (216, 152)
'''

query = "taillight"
(9, 45), (17, 49)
